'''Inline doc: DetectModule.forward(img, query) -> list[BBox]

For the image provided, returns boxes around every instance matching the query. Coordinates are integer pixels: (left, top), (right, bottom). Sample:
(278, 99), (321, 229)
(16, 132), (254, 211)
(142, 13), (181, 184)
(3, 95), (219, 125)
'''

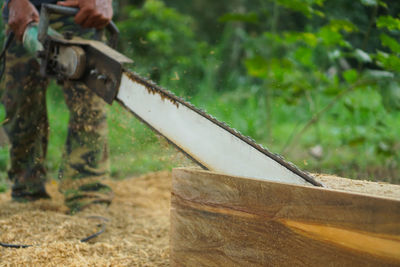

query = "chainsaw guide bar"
(117, 70), (322, 187)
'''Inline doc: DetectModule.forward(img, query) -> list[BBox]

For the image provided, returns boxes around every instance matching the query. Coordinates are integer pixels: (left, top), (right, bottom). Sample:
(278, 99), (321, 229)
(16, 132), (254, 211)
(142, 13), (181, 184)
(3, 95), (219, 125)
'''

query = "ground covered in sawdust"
(0, 171), (172, 266)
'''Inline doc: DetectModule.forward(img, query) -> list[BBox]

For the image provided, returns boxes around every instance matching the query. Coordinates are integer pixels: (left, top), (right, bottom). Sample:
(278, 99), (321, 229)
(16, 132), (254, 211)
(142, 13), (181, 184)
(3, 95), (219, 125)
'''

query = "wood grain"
(170, 168), (400, 267)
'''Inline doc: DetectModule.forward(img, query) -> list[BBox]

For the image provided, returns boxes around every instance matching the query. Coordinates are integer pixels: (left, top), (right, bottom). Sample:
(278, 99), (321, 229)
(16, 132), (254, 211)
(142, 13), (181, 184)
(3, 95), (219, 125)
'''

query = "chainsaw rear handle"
(38, 3), (119, 48)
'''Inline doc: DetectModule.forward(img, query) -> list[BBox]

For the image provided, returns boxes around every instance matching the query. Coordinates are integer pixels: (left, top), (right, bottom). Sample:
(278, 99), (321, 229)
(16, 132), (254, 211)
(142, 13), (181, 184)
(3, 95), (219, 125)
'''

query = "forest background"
(0, 0), (399, 191)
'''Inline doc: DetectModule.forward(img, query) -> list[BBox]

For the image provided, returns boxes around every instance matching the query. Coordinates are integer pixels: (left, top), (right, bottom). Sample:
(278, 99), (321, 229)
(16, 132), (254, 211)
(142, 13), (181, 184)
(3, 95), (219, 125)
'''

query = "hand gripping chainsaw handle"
(38, 4), (119, 48)
(23, 3), (119, 55)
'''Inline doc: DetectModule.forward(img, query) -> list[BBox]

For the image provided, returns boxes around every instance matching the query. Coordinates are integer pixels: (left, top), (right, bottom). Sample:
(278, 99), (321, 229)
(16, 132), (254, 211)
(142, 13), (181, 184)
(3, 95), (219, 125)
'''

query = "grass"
(0, 78), (398, 193)
(191, 83), (400, 183)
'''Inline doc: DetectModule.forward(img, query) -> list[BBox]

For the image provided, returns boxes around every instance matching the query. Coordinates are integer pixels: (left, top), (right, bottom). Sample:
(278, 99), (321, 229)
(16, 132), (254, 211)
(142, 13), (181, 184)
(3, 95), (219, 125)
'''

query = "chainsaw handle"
(38, 4), (119, 48)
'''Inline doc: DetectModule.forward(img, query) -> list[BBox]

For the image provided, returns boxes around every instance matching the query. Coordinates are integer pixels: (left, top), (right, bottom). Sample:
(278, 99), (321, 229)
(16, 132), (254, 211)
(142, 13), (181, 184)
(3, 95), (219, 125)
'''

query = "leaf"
(376, 51), (400, 72)
(360, 0), (378, 6)
(268, 58), (293, 83)
(245, 56), (269, 78)
(301, 33), (319, 47)
(219, 12), (259, 24)
(328, 49), (342, 60)
(380, 34), (400, 54)
(283, 32), (319, 47)
(378, 0), (388, 8)
(294, 46), (313, 67)
(364, 69), (394, 79)
(283, 32), (318, 47)
(328, 19), (359, 33)
(313, 10), (325, 18)
(353, 49), (372, 63)
(376, 15), (400, 31)
(275, 0), (326, 17)
(343, 69), (358, 83)
(318, 27), (344, 46)
(264, 32), (284, 44)
(276, 0), (313, 17)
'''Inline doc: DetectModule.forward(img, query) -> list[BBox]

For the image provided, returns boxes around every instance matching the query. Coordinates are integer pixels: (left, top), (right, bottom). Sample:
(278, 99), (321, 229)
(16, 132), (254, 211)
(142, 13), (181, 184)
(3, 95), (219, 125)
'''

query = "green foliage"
(377, 15), (400, 31)
(343, 69), (358, 83)
(275, 0), (325, 17)
(381, 81), (400, 111)
(360, 0), (378, 6)
(376, 51), (400, 72)
(118, 0), (206, 95)
(219, 12), (259, 24)
(380, 33), (400, 54)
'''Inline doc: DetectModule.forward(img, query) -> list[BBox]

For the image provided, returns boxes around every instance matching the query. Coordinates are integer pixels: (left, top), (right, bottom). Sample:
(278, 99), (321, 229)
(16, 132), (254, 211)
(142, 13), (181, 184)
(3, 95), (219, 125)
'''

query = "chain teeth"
(122, 70), (322, 187)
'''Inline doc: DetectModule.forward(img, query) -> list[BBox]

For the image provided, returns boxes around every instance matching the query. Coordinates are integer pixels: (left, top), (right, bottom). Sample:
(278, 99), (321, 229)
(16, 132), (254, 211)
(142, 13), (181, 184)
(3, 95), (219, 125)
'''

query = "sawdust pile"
(0, 171), (172, 266)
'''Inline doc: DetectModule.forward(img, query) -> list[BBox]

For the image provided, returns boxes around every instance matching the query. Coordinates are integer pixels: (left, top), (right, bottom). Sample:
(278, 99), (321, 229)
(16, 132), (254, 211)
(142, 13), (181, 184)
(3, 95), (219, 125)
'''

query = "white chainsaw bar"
(117, 71), (321, 186)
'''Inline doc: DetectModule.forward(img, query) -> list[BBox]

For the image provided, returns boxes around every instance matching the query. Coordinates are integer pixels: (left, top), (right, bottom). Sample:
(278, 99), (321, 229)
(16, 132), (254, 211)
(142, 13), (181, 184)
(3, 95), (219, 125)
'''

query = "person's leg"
(2, 38), (49, 201)
(52, 16), (112, 213)
(59, 80), (112, 213)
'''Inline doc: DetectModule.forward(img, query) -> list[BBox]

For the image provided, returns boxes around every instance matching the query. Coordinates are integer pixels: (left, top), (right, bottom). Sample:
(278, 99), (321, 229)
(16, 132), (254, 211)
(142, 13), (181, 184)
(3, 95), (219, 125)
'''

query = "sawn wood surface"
(170, 168), (400, 267)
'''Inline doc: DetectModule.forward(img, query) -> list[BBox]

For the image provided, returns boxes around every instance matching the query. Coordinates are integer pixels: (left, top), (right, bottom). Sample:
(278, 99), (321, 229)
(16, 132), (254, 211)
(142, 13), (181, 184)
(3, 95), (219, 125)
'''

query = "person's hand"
(57, 0), (113, 29)
(8, 0), (40, 41)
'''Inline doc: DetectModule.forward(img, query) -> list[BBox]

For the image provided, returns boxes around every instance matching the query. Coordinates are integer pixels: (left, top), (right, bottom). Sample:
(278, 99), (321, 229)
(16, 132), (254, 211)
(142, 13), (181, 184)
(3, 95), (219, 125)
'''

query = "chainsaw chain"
(121, 70), (322, 187)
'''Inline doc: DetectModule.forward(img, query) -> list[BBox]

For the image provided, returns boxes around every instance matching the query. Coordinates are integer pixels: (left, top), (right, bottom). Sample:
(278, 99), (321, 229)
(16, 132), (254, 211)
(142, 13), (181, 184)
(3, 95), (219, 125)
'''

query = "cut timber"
(170, 168), (400, 267)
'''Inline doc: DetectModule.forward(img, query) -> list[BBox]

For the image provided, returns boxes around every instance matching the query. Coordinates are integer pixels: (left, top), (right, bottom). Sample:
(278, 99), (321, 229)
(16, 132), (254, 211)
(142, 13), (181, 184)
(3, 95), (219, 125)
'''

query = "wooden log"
(170, 168), (400, 267)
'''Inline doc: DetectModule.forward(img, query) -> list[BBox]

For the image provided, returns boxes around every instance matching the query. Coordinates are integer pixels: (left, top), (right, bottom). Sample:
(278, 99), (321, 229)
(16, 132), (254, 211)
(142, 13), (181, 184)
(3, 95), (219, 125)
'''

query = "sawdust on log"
(0, 171), (172, 266)
(315, 173), (400, 200)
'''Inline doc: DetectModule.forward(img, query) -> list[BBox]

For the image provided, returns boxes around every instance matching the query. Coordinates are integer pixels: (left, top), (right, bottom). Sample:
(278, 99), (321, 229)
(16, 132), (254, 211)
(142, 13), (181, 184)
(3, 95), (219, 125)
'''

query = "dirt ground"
(0, 171), (172, 266)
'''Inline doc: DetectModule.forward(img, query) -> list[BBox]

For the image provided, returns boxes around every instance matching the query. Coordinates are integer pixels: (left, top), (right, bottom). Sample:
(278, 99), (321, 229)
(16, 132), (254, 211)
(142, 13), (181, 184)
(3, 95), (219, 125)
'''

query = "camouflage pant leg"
(2, 38), (49, 198)
(58, 80), (112, 209)
(51, 16), (112, 212)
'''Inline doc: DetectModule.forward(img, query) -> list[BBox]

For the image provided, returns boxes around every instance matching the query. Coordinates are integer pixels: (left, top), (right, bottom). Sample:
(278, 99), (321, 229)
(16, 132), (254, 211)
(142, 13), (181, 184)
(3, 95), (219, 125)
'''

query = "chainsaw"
(21, 4), (322, 187)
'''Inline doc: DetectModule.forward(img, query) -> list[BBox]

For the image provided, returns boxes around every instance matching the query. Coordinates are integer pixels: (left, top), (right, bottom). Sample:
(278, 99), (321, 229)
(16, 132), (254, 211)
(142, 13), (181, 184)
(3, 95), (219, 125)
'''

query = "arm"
(57, 0), (113, 29)
(8, 0), (40, 41)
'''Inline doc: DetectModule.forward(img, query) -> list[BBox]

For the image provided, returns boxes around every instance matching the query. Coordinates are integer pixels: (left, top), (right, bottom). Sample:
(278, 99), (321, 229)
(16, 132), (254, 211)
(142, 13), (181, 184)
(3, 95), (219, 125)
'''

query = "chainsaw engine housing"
(38, 35), (132, 104)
